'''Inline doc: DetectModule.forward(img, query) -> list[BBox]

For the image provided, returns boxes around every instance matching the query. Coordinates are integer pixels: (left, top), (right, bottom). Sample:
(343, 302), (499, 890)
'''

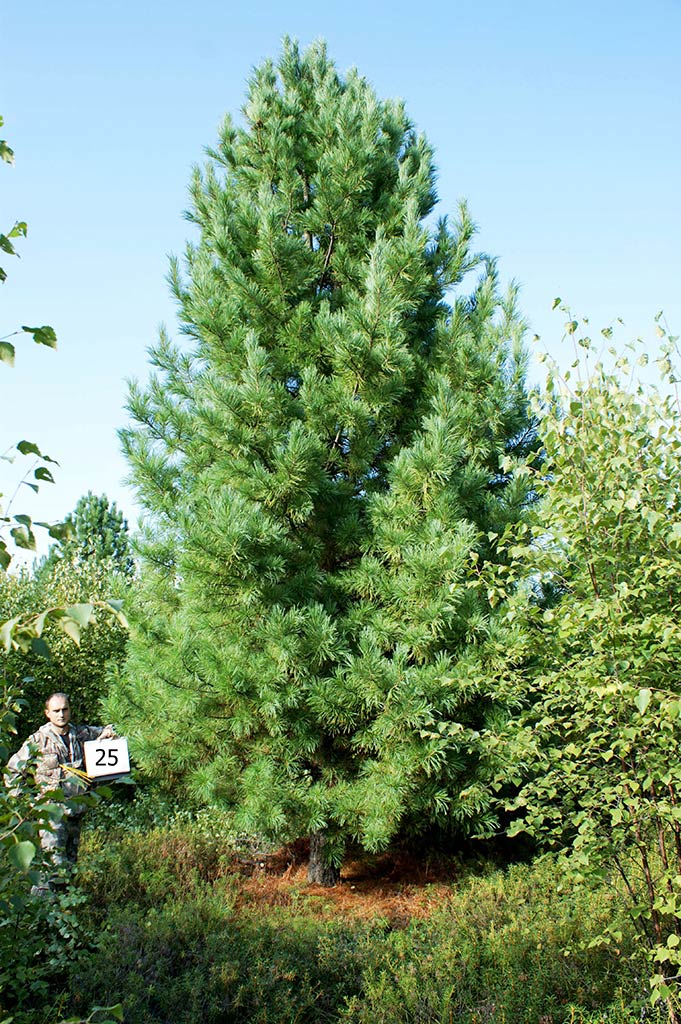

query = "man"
(7, 692), (115, 884)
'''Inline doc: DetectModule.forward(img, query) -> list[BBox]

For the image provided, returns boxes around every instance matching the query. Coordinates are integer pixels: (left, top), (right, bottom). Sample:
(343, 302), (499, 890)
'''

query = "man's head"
(44, 693), (71, 734)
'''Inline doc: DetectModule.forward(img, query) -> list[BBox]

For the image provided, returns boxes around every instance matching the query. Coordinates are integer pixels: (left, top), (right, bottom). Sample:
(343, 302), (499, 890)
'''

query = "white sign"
(83, 737), (130, 779)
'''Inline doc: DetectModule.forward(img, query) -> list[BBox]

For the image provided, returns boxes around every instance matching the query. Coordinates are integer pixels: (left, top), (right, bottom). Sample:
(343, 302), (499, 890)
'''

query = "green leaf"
(34, 466), (54, 484)
(22, 325), (57, 349)
(41, 802), (66, 822)
(0, 616), (20, 649)
(66, 603), (95, 628)
(0, 542), (10, 571)
(0, 233), (18, 256)
(32, 607), (54, 638)
(635, 689), (651, 714)
(8, 221), (27, 239)
(668, 701), (681, 720)
(30, 637), (52, 661)
(552, 297), (561, 310)
(47, 521), (71, 541)
(90, 1005), (125, 1023)
(7, 840), (37, 873)
(10, 525), (35, 551)
(16, 439), (42, 457)
(0, 139), (15, 164)
(57, 617), (81, 645)
(0, 341), (15, 366)
(17, 442), (58, 464)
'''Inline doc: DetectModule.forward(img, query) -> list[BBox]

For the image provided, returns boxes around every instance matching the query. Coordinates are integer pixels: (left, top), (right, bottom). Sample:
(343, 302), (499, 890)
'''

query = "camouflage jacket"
(7, 722), (110, 806)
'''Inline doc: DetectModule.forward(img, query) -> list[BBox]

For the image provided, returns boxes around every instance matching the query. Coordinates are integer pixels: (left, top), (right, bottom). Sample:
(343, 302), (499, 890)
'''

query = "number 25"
(95, 747), (119, 767)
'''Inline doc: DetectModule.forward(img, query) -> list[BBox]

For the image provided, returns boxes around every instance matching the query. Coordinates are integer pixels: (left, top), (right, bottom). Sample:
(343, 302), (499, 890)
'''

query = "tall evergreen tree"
(113, 40), (535, 883)
(43, 491), (133, 576)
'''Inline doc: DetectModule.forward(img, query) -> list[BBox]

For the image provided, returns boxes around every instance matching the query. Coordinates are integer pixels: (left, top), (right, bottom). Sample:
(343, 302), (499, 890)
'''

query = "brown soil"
(228, 843), (461, 923)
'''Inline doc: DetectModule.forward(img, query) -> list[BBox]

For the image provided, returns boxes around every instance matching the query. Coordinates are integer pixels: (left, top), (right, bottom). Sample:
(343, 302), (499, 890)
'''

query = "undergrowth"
(52, 804), (659, 1024)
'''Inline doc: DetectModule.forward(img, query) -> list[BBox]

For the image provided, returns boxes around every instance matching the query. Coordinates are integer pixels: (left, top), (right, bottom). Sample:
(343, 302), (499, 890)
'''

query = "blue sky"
(2, 0), (680, 555)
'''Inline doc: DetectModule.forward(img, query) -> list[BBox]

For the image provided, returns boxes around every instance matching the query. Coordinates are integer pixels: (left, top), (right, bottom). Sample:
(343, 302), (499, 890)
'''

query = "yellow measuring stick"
(62, 765), (94, 783)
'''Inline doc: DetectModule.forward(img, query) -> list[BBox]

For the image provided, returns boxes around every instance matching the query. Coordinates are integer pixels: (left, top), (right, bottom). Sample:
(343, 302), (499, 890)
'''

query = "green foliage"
(113, 38), (536, 874)
(0, 122), (127, 690)
(80, 815), (237, 912)
(494, 315), (681, 1018)
(1, 114), (65, 577)
(1, 559), (130, 727)
(0, 492), (134, 729)
(71, 818), (637, 1024)
(0, 685), (100, 1024)
(74, 890), (367, 1024)
(42, 492), (134, 577)
(57, 1007), (124, 1024)
(2, 492), (133, 729)
(340, 868), (629, 1024)
(568, 1007), (667, 1024)
(0, 114), (58, 360)
(0, 115), (127, 1024)
(1, 438), (65, 573)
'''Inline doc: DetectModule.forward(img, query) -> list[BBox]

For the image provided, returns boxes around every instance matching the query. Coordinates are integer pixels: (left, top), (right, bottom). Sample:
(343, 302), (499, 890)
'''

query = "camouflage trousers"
(39, 813), (83, 867)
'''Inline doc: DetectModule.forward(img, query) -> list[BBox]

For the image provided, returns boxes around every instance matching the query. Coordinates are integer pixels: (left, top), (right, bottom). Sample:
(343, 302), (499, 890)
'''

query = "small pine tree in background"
(2, 492), (132, 727)
(42, 491), (133, 576)
(112, 39), (536, 883)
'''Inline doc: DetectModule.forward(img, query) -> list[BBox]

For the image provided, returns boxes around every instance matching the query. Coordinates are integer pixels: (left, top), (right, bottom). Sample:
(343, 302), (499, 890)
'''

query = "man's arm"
(75, 724), (116, 742)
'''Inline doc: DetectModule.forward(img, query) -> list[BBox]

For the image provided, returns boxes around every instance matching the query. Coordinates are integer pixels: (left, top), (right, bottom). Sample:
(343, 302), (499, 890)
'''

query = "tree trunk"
(307, 832), (340, 887)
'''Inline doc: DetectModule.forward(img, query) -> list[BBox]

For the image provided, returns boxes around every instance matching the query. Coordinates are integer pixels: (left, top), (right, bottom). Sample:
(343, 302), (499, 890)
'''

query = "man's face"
(45, 697), (71, 734)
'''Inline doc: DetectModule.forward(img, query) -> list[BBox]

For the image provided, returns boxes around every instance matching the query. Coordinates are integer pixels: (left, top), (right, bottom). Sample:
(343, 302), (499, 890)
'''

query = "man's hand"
(99, 724), (116, 740)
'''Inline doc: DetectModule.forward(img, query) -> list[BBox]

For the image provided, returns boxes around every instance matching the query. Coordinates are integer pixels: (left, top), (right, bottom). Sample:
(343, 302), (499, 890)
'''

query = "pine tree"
(43, 491), (133, 576)
(113, 39), (535, 884)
